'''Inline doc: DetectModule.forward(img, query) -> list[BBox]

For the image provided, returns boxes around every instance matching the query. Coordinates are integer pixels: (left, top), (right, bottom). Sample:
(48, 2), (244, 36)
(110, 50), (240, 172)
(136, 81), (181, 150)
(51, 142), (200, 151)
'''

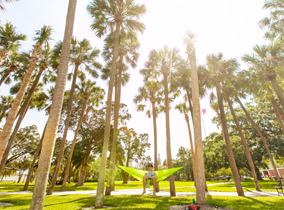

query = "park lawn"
(0, 181), (198, 192)
(0, 194), (283, 210)
(170, 180), (279, 193)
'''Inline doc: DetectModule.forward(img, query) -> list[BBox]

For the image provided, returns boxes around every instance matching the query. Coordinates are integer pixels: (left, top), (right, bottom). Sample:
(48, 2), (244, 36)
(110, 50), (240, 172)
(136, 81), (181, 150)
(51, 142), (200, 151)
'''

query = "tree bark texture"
(226, 95), (261, 191)
(235, 95), (280, 180)
(268, 75), (284, 110)
(216, 84), (244, 196)
(61, 96), (88, 191)
(95, 22), (121, 208)
(47, 63), (79, 195)
(0, 67), (44, 175)
(29, 1), (77, 209)
(270, 96), (284, 131)
(185, 114), (196, 184)
(163, 70), (176, 197)
(151, 100), (159, 192)
(189, 56), (206, 204)
(105, 57), (123, 196)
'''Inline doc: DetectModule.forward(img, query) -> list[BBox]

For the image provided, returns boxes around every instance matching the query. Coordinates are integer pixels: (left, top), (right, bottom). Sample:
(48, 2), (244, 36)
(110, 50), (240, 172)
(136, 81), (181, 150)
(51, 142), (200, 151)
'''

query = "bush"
(85, 179), (98, 182)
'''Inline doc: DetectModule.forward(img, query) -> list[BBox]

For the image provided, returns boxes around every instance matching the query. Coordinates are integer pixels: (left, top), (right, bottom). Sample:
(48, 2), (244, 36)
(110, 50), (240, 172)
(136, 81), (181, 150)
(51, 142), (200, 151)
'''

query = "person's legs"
(152, 177), (156, 195)
(142, 175), (147, 195)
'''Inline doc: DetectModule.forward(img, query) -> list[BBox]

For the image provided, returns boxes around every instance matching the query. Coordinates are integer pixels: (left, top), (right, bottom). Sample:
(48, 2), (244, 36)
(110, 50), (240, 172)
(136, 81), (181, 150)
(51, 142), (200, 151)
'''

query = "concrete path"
(0, 188), (279, 197)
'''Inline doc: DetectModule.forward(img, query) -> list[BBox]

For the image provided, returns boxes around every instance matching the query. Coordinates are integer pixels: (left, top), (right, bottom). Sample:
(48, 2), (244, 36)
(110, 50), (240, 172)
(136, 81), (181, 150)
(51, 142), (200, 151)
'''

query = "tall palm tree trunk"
(185, 114), (196, 184)
(216, 84), (244, 196)
(268, 75), (284, 110)
(189, 55), (206, 204)
(186, 90), (193, 120)
(95, 21), (121, 208)
(23, 123), (47, 191)
(270, 96), (284, 131)
(47, 63), (79, 195)
(0, 46), (41, 163)
(105, 57), (123, 196)
(235, 95), (280, 180)
(75, 145), (91, 186)
(151, 100), (159, 192)
(226, 95), (260, 191)
(0, 67), (45, 175)
(163, 70), (176, 197)
(30, 1), (77, 208)
(61, 95), (88, 191)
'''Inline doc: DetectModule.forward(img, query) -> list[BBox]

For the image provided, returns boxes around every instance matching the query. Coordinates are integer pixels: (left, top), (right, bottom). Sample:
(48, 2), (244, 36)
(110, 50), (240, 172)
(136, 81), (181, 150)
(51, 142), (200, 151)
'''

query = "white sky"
(1, 0), (268, 162)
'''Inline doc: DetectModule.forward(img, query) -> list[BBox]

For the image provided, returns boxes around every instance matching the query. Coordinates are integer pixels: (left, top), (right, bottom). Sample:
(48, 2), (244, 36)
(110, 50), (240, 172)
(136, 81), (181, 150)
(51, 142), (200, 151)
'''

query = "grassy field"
(0, 180), (227, 192)
(0, 194), (283, 210)
(0, 179), (278, 193)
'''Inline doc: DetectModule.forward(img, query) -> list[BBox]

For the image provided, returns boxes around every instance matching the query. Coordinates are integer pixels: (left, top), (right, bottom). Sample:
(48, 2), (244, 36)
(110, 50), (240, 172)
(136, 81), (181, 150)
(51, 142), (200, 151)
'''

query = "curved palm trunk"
(0, 71), (12, 86)
(185, 114), (196, 184)
(23, 123), (47, 191)
(226, 95), (260, 191)
(75, 145), (91, 186)
(235, 95), (280, 180)
(30, 1), (77, 209)
(268, 75), (284, 110)
(151, 100), (159, 192)
(105, 57), (123, 196)
(95, 21), (121, 208)
(0, 67), (45, 175)
(163, 70), (176, 197)
(61, 96), (88, 191)
(270, 96), (284, 131)
(47, 63), (79, 195)
(216, 84), (244, 196)
(0, 46), (41, 163)
(189, 56), (206, 204)
(186, 90), (194, 120)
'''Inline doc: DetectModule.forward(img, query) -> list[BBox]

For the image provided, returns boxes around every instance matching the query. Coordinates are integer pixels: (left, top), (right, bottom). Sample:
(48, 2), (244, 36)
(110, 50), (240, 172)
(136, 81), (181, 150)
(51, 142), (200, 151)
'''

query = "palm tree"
(0, 25), (52, 164)
(87, 0), (146, 206)
(223, 91), (261, 191)
(47, 38), (101, 195)
(259, 0), (284, 40)
(242, 42), (284, 111)
(199, 53), (244, 196)
(133, 79), (163, 191)
(0, 0), (20, 11)
(175, 101), (196, 184)
(30, 1), (77, 208)
(104, 31), (140, 195)
(183, 32), (207, 203)
(0, 48), (53, 176)
(60, 79), (104, 191)
(144, 46), (181, 196)
(0, 22), (26, 64)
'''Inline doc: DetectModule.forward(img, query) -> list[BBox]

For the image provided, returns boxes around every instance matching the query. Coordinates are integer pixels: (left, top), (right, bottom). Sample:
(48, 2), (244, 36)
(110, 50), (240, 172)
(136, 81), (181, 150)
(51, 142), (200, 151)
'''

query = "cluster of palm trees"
(0, 0), (284, 209)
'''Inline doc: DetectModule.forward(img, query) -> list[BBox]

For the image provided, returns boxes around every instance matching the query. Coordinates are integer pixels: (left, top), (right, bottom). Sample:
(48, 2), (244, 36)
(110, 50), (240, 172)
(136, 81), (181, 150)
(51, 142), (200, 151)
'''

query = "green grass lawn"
(0, 194), (283, 210)
(0, 179), (279, 193)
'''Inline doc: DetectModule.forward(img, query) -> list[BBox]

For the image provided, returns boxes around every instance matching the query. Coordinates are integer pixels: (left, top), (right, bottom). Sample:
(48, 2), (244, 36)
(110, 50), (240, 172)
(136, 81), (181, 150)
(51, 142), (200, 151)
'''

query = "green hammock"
(118, 165), (182, 185)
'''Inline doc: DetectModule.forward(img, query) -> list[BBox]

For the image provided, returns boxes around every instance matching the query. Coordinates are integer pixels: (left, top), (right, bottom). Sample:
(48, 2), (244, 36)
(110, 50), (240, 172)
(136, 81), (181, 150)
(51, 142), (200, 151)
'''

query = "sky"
(1, 0), (268, 162)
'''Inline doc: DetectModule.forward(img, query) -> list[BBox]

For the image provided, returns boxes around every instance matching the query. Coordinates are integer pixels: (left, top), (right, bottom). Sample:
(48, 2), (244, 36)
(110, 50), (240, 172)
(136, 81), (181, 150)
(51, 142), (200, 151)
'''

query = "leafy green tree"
(87, 0), (146, 206)
(116, 127), (150, 184)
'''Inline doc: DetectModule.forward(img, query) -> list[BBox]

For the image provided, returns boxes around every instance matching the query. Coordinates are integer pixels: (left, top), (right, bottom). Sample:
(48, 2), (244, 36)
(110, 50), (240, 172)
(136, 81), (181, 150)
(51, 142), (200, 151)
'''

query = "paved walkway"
(0, 188), (279, 197)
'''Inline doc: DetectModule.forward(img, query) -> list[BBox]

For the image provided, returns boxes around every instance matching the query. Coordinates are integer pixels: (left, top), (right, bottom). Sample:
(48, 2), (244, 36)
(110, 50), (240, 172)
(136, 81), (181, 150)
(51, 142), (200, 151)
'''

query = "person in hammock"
(142, 163), (157, 195)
